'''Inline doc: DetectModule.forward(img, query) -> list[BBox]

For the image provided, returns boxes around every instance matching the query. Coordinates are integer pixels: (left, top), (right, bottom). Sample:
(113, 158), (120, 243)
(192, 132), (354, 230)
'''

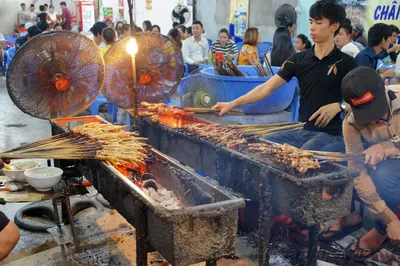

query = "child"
(237, 27), (261, 65)
(101, 27), (116, 55)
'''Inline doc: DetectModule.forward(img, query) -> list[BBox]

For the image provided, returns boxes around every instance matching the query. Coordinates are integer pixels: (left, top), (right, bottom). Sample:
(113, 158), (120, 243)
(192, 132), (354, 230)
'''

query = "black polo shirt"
(278, 46), (358, 135)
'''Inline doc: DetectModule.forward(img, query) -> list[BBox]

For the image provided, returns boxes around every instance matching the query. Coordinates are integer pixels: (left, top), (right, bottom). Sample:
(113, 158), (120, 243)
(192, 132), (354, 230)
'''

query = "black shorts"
(0, 211), (10, 231)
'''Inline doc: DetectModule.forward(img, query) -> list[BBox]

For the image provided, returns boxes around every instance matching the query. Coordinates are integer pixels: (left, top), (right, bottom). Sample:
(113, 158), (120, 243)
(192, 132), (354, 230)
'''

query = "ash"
(142, 187), (183, 210)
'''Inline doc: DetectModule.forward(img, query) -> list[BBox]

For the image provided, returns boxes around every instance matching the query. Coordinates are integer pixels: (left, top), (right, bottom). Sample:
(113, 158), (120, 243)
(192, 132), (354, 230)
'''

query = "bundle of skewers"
(228, 122), (304, 137)
(213, 55), (245, 76)
(306, 150), (366, 162)
(248, 143), (320, 174)
(183, 123), (248, 148)
(0, 123), (149, 167)
(136, 102), (243, 120)
(249, 58), (269, 77)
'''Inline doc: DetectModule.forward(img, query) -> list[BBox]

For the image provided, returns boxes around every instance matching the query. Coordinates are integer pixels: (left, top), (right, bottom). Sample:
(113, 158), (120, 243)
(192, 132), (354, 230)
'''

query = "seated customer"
(355, 23), (397, 79)
(238, 27), (261, 65)
(335, 23), (360, 57)
(168, 28), (181, 48)
(211, 28), (239, 60)
(101, 27), (116, 55)
(378, 24), (400, 62)
(294, 34), (311, 52)
(319, 67), (400, 262)
(182, 21), (208, 73)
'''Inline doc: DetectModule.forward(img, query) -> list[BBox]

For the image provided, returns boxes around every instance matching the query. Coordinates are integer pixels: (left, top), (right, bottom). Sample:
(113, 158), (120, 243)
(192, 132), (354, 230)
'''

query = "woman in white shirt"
(335, 24), (360, 58)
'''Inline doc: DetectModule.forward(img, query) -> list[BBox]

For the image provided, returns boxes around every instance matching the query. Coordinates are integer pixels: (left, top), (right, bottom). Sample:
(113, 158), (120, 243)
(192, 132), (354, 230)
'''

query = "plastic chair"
(236, 42), (244, 53)
(6, 47), (16, 66)
(5, 36), (16, 45)
(207, 39), (212, 49)
(89, 93), (117, 123)
(257, 42), (273, 63)
(290, 86), (300, 122)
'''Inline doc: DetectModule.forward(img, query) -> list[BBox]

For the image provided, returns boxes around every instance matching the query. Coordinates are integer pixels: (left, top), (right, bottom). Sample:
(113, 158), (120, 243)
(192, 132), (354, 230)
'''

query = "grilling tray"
(51, 116), (244, 266)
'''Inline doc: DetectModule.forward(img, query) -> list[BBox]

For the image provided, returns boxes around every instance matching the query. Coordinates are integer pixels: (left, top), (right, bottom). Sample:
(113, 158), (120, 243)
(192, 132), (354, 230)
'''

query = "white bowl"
(3, 160), (41, 183)
(24, 167), (63, 191)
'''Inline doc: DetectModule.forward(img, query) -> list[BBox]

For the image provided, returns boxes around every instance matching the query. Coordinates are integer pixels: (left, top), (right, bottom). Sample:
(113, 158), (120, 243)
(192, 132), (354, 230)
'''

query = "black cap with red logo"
(341, 66), (388, 125)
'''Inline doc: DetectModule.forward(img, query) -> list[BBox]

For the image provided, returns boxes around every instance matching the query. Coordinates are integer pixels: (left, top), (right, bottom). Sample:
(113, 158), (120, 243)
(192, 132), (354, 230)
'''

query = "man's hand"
(309, 103), (341, 128)
(212, 102), (234, 116)
(387, 219), (400, 245)
(382, 68), (395, 78)
(364, 143), (385, 170)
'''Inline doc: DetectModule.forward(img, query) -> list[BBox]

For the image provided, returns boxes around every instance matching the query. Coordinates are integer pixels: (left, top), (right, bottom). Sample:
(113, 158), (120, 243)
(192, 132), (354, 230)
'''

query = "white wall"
(196, 0), (299, 42)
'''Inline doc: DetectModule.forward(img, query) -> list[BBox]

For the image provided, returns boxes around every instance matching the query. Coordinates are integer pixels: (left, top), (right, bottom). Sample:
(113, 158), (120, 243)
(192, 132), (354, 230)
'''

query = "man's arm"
(0, 212), (20, 262)
(182, 40), (194, 65)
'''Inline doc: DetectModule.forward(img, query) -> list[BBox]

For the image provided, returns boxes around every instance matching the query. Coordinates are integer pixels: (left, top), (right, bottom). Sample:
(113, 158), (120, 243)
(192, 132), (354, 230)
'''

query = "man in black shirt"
(213, 0), (357, 151)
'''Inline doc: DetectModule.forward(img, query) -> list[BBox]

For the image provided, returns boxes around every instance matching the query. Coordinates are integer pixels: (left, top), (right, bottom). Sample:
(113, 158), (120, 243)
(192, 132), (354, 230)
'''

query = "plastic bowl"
(24, 167), (63, 191)
(3, 160), (41, 183)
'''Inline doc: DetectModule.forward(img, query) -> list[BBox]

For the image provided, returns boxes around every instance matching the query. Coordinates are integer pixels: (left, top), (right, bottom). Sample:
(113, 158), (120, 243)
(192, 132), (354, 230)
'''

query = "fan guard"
(6, 31), (105, 120)
(171, 4), (191, 25)
(103, 32), (184, 109)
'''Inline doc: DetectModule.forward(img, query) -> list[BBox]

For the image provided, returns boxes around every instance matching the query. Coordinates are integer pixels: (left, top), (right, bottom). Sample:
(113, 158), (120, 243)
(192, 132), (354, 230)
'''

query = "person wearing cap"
(352, 24), (367, 47)
(213, 0), (358, 152)
(355, 23), (398, 80)
(319, 67), (400, 262)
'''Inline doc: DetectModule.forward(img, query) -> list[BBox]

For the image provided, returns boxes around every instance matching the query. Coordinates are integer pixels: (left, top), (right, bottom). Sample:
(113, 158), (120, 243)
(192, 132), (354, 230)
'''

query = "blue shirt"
(355, 46), (378, 70)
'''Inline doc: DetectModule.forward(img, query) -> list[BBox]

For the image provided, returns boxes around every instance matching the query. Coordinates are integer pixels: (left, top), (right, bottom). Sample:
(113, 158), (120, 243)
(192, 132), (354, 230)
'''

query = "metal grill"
(103, 32), (184, 109)
(6, 31), (105, 120)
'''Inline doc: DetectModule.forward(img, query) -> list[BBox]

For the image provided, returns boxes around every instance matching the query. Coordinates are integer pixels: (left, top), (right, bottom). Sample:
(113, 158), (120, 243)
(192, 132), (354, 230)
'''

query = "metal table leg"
(64, 196), (80, 252)
(135, 203), (149, 266)
(52, 198), (67, 259)
(258, 170), (273, 266)
(307, 224), (319, 266)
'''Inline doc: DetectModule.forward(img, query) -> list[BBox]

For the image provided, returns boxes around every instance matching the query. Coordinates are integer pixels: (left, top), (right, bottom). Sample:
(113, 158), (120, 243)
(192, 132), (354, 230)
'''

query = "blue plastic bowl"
(200, 66), (298, 115)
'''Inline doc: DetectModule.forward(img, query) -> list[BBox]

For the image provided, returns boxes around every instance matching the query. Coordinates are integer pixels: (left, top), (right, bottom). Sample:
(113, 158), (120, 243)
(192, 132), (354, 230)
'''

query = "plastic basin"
(200, 66), (298, 115)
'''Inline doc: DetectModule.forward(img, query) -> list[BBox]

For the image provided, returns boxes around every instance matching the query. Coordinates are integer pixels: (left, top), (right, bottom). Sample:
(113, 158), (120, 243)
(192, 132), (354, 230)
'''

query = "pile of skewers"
(137, 102), (243, 120)
(228, 122), (304, 137)
(213, 56), (245, 76)
(0, 123), (149, 167)
(248, 143), (320, 174)
(307, 150), (366, 162)
(184, 123), (248, 148)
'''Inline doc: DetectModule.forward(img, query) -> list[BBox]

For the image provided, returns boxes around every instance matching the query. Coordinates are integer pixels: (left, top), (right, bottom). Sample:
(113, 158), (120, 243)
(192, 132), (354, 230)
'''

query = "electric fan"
(171, 4), (191, 25)
(103, 32), (184, 109)
(275, 4), (297, 27)
(6, 31), (105, 120)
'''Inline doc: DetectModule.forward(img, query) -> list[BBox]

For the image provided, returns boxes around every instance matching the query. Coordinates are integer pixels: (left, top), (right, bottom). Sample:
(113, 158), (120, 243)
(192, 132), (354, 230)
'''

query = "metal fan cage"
(103, 32), (184, 109)
(6, 31), (105, 120)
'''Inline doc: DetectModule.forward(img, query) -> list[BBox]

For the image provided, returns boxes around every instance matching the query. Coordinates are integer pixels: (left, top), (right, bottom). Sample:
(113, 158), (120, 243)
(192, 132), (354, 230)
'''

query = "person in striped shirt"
(211, 29), (239, 60)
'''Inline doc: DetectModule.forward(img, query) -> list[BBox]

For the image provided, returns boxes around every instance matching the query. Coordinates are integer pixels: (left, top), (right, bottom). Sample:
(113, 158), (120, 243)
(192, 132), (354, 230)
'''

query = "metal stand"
(52, 194), (80, 252)
(134, 203), (151, 266)
(307, 225), (319, 266)
(258, 170), (273, 266)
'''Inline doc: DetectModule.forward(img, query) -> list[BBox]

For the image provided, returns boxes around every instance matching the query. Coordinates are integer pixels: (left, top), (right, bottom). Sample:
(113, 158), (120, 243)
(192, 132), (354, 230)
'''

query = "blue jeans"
(265, 129), (344, 151)
(368, 159), (400, 235)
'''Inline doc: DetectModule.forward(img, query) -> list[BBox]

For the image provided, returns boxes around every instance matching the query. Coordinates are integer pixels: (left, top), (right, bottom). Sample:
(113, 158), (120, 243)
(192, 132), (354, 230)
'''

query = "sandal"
(318, 223), (363, 243)
(346, 238), (388, 262)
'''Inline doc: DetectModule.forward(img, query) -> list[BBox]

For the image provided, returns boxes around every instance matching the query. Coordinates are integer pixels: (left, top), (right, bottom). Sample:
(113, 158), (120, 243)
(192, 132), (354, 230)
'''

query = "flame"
(126, 38), (138, 55)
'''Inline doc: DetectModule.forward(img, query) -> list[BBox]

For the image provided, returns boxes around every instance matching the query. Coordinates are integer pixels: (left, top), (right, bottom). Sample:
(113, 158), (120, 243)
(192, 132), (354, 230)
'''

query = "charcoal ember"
(142, 187), (182, 210)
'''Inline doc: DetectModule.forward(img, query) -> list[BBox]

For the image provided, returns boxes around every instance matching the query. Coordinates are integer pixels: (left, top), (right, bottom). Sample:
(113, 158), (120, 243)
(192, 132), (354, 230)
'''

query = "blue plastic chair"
(6, 47), (16, 66)
(90, 93), (117, 123)
(257, 42), (273, 63)
(290, 87), (300, 122)
(207, 39), (212, 49)
(5, 36), (16, 46)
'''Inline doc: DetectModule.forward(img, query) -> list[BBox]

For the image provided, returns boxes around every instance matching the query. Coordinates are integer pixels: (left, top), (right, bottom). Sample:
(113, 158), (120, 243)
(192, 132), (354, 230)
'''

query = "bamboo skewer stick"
(228, 122), (303, 129)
